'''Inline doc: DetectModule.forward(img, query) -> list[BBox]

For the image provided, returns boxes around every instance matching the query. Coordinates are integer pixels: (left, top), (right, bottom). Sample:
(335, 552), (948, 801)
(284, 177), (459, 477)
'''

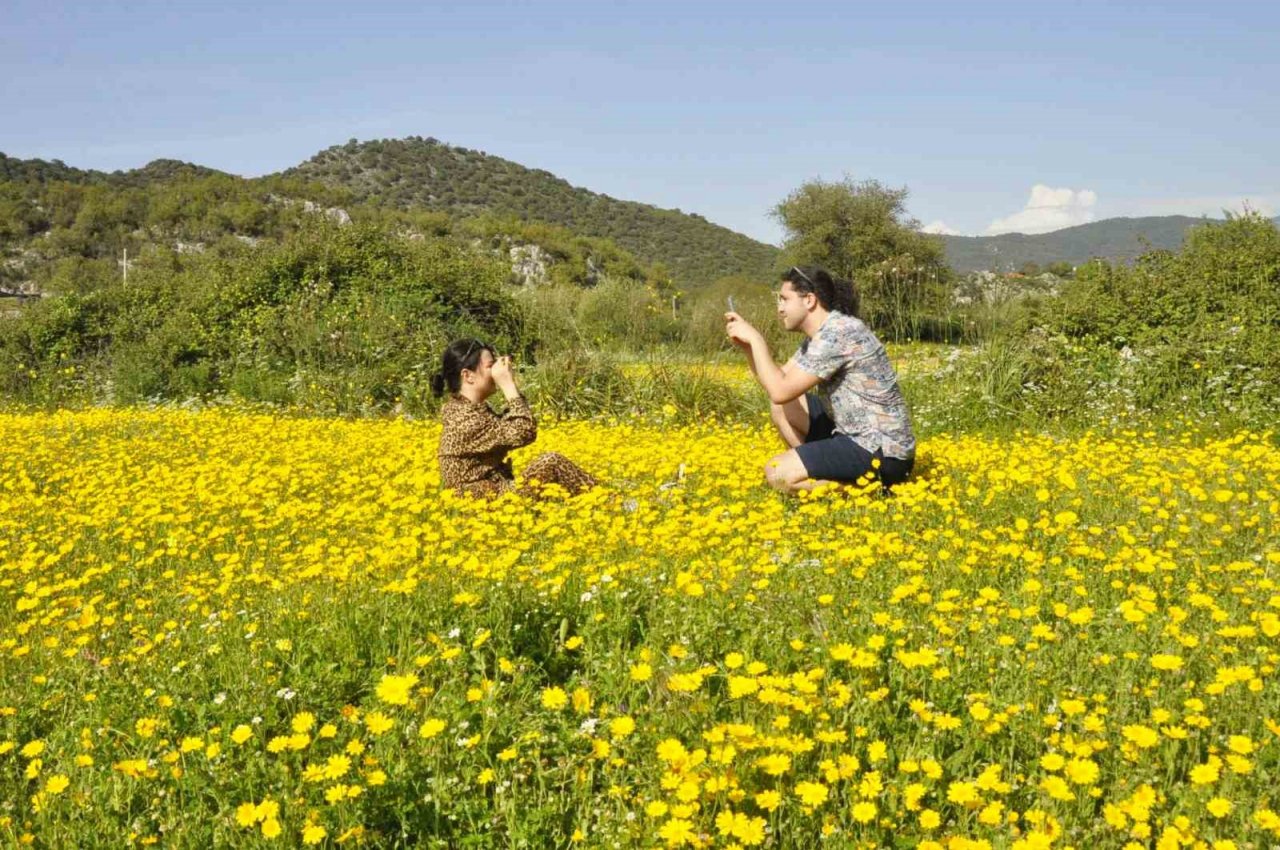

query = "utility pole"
(122, 247), (129, 285)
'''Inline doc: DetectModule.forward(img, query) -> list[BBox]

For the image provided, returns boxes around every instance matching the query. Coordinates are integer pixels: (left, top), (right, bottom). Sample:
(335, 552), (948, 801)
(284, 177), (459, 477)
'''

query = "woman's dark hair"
(430, 338), (494, 396)
(781, 265), (859, 317)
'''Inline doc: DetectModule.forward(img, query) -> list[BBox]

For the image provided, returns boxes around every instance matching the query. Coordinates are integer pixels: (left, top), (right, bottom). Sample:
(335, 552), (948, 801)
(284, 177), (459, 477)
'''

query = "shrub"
(0, 220), (526, 414)
(965, 213), (1280, 425)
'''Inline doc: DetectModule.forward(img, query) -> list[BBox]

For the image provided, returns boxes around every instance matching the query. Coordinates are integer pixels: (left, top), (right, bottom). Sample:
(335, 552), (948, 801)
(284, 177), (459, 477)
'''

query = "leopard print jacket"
(438, 395), (596, 499)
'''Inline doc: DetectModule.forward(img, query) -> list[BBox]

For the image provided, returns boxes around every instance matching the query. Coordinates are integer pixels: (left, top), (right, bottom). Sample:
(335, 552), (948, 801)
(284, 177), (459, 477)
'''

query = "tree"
(771, 177), (952, 339)
(771, 177), (945, 279)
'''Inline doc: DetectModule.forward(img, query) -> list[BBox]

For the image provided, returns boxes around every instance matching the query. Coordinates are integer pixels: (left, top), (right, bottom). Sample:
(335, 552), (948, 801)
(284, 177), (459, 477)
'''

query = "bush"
(516, 278), (681, 358)
(573, 279), (681, 350)
(518, 348), (632, 419)
(962, 213), (1280, 425)
(0, 221), (526, 414)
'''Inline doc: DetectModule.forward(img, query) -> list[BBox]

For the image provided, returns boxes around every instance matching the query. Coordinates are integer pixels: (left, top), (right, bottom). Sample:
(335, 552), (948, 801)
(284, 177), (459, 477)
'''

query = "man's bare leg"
(764, 449), (836, 495)
(769, 396), (810, 449)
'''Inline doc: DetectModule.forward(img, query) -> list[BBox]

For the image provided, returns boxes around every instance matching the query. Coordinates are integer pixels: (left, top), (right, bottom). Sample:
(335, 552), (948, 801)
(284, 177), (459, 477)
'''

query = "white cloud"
(921, 220), (963, 236)
(985, 185), (1098, 235)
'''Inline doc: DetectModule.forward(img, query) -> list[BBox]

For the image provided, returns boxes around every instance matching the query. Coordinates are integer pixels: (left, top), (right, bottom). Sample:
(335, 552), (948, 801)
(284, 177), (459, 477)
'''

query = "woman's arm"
(443, 357), (537, 454)
(443, 397), (537, 455)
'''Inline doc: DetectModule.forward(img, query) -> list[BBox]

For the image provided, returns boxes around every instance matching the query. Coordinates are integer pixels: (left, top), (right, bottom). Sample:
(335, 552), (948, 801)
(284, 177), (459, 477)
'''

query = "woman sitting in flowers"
(431, 338), (597, 499)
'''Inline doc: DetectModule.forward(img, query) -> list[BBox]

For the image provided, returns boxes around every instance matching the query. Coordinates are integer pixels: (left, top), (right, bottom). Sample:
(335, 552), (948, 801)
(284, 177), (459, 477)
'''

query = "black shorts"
(794, 393), (914, 489)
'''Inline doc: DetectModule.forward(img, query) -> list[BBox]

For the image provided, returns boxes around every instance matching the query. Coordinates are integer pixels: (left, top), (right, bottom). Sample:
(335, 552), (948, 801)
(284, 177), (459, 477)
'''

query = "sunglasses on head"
(788, 266), (817, 288)
(458, 340), (487, 371)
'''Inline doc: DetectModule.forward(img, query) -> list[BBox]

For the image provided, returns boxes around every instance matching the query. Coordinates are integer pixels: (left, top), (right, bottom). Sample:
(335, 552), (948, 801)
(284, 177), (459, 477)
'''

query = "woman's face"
(463, 349), (497, 398)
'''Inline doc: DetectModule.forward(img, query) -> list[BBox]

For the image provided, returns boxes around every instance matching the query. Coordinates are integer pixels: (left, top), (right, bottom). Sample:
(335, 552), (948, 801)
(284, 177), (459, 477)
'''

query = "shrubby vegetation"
(1, 222), (528, 415)
(6, 209), (1278, 431)
(948, 212), (1280, 426)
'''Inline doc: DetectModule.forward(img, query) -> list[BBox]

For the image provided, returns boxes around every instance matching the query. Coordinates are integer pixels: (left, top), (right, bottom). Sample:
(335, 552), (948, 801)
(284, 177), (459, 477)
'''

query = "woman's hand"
(724, 311), (762, 351)
(490, 355), (519, 397)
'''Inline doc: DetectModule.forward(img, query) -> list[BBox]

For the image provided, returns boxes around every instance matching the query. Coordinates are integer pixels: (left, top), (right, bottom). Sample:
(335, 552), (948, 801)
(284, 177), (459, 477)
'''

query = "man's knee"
(764, 451), (807, 492)
(763, 456), (782, 490)
(770, 398), (809, 448)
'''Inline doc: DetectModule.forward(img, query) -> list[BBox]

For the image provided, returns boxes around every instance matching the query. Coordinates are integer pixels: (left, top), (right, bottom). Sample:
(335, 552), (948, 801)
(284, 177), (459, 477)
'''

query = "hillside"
(0, 163), (666, 298)
(281, 138), (782, 287)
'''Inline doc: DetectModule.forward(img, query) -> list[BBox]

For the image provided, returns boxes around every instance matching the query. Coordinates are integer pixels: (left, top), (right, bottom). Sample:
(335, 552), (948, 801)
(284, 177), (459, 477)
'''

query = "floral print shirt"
(794, 312), (916, 459)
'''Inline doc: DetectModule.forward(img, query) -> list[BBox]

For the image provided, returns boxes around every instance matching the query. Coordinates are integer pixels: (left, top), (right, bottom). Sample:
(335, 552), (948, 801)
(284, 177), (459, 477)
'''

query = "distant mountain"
(281, 138), (781, 287)
(939, 216), (1260, 273)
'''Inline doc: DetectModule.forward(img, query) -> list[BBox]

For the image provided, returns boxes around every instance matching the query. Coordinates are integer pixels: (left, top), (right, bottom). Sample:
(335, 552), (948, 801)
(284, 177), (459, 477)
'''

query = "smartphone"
(726, 295), (737, 312)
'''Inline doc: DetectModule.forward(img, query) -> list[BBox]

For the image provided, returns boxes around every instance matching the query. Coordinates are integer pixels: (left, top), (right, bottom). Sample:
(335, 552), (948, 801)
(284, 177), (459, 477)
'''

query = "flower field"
(2, 409), (1279, 848)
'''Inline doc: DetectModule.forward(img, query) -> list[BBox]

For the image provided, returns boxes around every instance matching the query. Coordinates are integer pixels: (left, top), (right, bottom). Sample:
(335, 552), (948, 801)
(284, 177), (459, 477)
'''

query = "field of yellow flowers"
(2, 408), (1279, 849)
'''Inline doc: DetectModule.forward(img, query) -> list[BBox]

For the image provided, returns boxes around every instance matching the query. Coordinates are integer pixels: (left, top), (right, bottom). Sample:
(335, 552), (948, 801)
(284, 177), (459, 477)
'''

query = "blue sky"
(3, 0), (1277, 243)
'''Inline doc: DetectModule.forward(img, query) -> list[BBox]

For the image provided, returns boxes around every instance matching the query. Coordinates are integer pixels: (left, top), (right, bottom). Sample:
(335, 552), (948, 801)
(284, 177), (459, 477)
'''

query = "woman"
(431, 338), (597, 499)
(724, 265), (915, 494)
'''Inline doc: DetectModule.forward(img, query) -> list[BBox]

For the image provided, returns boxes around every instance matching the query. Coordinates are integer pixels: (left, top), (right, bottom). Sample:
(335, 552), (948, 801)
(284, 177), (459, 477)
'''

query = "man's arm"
(725, 312), (819, 403)
(743, 351), (796, 382)
(747, 338), (820, 404)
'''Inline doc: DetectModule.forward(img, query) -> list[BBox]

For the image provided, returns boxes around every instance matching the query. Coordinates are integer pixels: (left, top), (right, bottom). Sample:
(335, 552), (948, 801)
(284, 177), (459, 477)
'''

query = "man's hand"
(491, 355), (519, 397)
(725, 311), (762, 351)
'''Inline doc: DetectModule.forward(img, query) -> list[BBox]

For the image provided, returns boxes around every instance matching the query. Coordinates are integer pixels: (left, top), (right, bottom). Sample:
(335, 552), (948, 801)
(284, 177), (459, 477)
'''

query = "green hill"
(0, 150), (671, 294)
(2, 142), (783, 289)
(281, 138), (782, 287)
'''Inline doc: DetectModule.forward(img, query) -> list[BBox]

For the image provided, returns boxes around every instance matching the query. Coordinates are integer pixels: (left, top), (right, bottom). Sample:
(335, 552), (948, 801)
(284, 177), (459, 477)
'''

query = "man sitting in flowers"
(432, 338), (597, 498)
(725, 265), (915, 493)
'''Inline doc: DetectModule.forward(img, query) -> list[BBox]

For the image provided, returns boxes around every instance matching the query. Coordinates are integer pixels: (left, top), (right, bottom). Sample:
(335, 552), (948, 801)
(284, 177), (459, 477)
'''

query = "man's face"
(463, 349), (496, 396)
(776, 281), (814, 332)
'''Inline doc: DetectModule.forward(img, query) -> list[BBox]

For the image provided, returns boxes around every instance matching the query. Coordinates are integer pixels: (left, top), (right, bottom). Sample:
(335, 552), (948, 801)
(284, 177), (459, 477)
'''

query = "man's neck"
(800, 307), (831, 339)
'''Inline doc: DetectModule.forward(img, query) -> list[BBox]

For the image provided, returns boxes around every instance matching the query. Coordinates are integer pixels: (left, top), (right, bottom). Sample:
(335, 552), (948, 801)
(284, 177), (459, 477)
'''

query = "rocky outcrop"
(302, 200), (351, 226)
(509, 244), (552, 286)
(267, 194), (352, 226)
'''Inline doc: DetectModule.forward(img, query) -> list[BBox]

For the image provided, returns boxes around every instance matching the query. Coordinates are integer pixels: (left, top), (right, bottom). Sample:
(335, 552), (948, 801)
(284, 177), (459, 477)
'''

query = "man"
(724, 265), (915, 494)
